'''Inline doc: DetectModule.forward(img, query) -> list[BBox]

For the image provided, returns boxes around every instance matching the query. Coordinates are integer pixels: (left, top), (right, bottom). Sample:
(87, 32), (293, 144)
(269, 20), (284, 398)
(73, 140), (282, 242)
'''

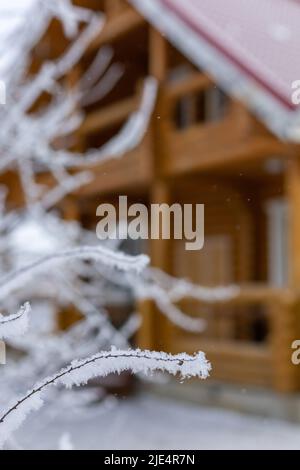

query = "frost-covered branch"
(0, 1), (214, 452)
(0, 348), (210, 448)
(137, 283), (206, 332)
(0, 303), (31, 340)
(0, 246), (149, 299)
(47, 76), (158, 168)
(148, 268), (240, 304)
(0, 0), (157, 212)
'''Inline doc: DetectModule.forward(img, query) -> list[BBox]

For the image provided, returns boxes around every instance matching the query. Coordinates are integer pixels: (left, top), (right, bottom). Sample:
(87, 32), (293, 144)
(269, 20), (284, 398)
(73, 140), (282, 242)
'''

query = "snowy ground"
(15, 393), (300, 450)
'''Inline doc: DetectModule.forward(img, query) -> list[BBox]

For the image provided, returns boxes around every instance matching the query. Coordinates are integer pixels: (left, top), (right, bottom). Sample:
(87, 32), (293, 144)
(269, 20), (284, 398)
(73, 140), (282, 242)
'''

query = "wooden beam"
(62, 197), (80, 221)
(89, 8), (145, 49)
(79, 96), (137, 136)
(173, 338), (273, 387)
(286, 155), (300, 288)
(163, 125), (286, 177)
(141, 283), (294, 307)
(148, 29), (173, 348)
(269, 297), (299, 392)
(74, 133), (153, 197)
(150, 182), (173, 272)
(136, 299), (156, 350)
(136, 28), (171, 351)
(104, 0), (124, 18)
(65, 65), (86, 152)
(166, 73), (212, 101)
(149, 182), (174, 352)
(149, 27), (168, 82)
(149, 27), (171, 177)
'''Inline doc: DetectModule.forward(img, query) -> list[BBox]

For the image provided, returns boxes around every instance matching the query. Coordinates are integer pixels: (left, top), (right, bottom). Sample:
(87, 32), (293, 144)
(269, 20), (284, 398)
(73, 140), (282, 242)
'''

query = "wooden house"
(7, 0), (300, 394)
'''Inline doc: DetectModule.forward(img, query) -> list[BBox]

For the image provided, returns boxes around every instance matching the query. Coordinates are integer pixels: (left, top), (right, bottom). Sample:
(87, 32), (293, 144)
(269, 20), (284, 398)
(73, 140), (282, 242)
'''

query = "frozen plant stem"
(0, 349), (210, 449)
(0, 303), (31, 340)
(0, 246), (149, 299)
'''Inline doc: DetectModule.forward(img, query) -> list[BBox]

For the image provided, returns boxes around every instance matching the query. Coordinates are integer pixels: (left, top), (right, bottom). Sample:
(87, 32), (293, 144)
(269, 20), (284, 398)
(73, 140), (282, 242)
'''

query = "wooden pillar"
(286, 156), (300, 288)
(62, 196), (80, 221)
(150, 183), (174, 351)
(269, 295), (299, 392)
(137, 182), (173, 350)
(66, 65), (86, 153)
(229, 100), (251, 135)
(104, 0), (124, 18)
(276, 153), (300, 391)
(149, 28), (168, 82)
(137, 28), (171, 351)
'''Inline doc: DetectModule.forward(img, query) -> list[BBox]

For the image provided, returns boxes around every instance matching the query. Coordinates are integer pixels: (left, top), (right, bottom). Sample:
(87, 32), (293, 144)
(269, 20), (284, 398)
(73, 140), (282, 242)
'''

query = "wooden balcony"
(156, 72), (287, 177)
(138, 285), (300, 392)
(73, 70), (287, 197)
(163, 117), (284, 177)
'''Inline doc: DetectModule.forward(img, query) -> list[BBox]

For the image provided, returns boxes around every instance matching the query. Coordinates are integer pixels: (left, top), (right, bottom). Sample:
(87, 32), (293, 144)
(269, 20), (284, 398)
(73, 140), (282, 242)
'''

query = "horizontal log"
(172, 338), (273, 387)
(166, 73), (212, 102)
(162, 118), (287, 176)
(89, 8), (145, 50)
(75, 132), (153, 196)
(79, 96), (138, 135)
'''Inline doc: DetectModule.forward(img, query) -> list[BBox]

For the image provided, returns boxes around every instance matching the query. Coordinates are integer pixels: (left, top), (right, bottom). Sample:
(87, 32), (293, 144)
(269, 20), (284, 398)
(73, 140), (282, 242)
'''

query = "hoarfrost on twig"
(0, 348), (211, 449)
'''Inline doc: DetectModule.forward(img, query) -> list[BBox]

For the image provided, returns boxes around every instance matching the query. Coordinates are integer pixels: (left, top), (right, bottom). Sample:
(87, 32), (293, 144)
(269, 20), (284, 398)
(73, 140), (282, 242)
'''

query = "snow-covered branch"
(0, 0), (157, 211)
(148, 268), (240, 304)
(0, 0), (214, 452)
(138, 283), (207, 332)
(0, 303), (31, 340)
(0, 246), (149, 299)
(51, 76), (158, 168)
(0, 348), (210, 448)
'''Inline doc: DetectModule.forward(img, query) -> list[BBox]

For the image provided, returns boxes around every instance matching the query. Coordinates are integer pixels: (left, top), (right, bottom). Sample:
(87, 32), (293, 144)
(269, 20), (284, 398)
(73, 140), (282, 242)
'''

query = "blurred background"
(2, 0), (300, 450)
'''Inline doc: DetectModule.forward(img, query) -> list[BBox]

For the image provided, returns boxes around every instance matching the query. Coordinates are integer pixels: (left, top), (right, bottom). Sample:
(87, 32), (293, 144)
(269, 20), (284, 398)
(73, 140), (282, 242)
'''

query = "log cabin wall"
(72, 4), (297, 391)
(170, 178), (255, 285)
(9, 0), (300, 392)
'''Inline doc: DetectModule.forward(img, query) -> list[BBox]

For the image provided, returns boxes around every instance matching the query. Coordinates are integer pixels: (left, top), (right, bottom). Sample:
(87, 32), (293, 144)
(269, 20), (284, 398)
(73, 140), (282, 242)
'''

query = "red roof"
(130, 0), (300, 141)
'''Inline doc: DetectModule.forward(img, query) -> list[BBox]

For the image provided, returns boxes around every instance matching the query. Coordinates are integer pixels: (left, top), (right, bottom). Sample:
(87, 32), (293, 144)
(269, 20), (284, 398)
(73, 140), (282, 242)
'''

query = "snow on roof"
(130, 0), (300, 142)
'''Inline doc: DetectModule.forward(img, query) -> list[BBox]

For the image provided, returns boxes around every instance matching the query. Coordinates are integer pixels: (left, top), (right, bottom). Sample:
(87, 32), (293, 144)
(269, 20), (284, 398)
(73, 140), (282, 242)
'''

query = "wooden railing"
(138, 285), (300, 392)
(166, 73), (212, 103)
(76, 70), (285, 194)
(157, 71), (285, 176)
(79, 95), (138, 136)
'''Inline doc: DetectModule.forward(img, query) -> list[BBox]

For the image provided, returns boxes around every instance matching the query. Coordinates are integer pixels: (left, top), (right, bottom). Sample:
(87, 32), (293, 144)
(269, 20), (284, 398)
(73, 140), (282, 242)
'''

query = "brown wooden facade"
(8, 0), (300, 393)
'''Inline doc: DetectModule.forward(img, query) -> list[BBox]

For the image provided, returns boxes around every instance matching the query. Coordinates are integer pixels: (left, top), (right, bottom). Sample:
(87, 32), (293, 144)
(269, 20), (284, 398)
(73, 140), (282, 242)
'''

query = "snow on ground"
(15, 393), (300, 450)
